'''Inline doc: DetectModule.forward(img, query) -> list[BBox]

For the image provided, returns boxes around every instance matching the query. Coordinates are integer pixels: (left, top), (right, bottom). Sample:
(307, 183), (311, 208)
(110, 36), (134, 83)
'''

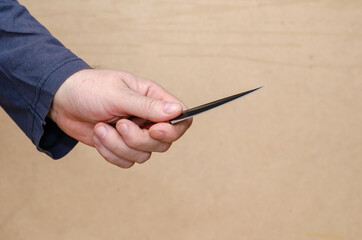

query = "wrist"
(48, 99), (59, 123)
(47, 69), (79, 124)
(47, 68), (94, 124)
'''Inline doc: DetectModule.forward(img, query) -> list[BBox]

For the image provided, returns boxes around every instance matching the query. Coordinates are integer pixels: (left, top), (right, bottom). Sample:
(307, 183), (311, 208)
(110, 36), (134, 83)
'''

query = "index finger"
(148, 117), (193, 143)
(137, 77), (188, 110)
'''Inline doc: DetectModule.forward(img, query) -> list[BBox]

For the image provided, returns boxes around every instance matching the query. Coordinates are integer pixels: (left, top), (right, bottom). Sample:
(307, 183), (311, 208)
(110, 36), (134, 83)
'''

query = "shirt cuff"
(32, 58), (90, 159)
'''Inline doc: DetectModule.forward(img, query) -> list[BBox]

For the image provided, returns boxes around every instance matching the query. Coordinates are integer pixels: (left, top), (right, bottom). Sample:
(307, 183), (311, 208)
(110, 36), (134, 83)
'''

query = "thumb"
(121, 93), (183, 122)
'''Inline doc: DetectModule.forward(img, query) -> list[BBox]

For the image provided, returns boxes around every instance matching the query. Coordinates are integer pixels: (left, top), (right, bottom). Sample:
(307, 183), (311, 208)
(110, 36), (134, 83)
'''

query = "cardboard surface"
(1, 0), (361, 239)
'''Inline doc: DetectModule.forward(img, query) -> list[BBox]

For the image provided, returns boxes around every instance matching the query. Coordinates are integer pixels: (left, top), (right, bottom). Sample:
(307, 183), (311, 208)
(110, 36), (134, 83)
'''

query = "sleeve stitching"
(29, 57), (81, 142)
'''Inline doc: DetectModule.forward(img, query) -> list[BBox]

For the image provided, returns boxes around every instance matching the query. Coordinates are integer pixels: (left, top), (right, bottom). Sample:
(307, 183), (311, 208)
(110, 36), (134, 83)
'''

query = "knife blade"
(142, 86), (263, 129)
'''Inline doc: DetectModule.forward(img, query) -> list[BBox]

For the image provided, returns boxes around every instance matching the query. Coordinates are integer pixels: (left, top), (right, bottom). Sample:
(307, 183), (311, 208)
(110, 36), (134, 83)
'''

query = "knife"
(142, 86), (263, 129)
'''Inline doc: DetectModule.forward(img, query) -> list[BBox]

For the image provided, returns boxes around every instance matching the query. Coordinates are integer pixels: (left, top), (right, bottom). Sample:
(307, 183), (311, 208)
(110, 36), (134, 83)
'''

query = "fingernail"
(163, 103), (180, 114)
(95, 126), (107, 139)
(118, 123), (128, 135)
(150, 130), (165, 140)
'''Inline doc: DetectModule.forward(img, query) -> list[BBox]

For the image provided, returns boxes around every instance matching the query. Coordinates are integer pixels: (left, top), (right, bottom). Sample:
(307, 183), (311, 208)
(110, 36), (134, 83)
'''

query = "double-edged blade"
(142, 86), (263, 129)
(169, 86), (264, 124)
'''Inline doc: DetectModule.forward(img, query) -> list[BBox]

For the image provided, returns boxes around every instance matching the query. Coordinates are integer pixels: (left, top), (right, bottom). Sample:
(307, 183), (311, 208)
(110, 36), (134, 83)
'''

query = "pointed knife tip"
(252, 85), (265, 92)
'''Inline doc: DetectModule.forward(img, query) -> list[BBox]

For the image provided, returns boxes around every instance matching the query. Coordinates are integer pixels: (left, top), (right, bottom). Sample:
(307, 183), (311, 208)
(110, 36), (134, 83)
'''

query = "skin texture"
(49, 69), (192, 168)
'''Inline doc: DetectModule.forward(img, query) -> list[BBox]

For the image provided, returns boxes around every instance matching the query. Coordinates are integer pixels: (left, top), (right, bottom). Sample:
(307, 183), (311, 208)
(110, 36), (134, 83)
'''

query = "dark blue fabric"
(0, 0), (90, 159)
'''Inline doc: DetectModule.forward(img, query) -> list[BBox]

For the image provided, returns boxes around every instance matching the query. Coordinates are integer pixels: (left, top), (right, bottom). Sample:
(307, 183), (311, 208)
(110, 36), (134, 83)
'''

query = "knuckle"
(143, 98), (158, 115)
(119, 71), (135, 80)
(136, 152), (152, 164)
(167, 131), (182, 142)
(125, 134), (141, 148)
(119, 161), (135, 169)
(159, 143), (172, 153)
(125, 72), (136, 79)
(105, 155), (134, 169)
(125, 136), (149, 153)
(105, 156), (119, 166)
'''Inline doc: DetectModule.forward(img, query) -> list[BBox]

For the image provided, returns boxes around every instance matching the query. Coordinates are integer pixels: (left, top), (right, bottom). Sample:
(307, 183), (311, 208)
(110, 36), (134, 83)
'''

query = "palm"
(52, 70), (135, 145)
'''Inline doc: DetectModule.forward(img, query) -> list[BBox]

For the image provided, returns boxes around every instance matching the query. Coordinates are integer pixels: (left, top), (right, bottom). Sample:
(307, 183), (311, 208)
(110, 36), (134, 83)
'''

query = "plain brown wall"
(1, 0), (361, 239)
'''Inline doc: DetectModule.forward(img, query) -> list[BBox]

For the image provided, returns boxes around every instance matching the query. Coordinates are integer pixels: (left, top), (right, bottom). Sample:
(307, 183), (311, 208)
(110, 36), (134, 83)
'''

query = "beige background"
(1, 0), (361, 239)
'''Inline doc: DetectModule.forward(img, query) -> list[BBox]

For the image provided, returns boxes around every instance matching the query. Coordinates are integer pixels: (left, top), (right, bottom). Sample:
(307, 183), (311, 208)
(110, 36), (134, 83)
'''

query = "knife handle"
(141, 120), (171, 130)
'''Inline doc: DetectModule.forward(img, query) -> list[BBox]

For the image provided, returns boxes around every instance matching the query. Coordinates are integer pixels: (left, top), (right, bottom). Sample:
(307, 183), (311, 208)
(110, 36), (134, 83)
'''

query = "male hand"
(49, 69), (192, 168)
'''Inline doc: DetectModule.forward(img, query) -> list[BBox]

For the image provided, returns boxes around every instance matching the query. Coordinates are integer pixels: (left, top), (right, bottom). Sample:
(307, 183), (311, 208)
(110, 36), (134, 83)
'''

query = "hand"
(49, 69), (192, 168)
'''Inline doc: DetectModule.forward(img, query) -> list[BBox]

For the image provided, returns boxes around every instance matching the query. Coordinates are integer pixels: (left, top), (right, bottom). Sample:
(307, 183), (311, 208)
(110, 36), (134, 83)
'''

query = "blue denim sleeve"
(0, 0), (90, 159)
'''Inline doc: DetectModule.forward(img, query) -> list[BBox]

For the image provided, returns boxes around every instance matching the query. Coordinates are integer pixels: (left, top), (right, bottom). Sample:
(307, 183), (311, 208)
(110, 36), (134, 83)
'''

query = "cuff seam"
(29, 57), (83, 143)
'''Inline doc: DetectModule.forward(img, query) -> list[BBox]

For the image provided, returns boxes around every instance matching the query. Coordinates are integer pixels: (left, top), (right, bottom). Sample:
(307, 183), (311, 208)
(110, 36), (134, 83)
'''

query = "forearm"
(0, 0), (89, 158)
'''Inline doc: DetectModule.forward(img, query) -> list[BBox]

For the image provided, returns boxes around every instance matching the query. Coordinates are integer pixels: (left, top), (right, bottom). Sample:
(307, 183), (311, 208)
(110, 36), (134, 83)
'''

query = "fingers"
(137, 77), (186, 107)
(120, 74), (188, 122)
(93, 137), (135, 169)
(148, 117), (193, 143)
(93, 120), (174, 168)
(94, 123), (152, 168)
(116, 119), (172, 153)
(127, 78), (193, 143)
(91, 72), (193, 169)
(121, 92), (183, 123)
(124, 74), (184, 106)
